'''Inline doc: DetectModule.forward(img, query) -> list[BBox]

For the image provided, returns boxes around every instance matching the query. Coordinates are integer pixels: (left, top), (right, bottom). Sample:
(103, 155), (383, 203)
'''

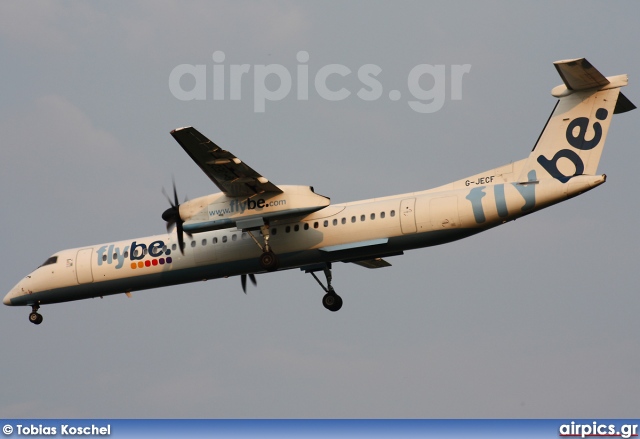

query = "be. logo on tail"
(537, 108), (608, 183)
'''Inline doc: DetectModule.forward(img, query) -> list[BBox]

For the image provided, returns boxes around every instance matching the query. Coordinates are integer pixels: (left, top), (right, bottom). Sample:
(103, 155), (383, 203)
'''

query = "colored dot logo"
(130, 257), (172, 269)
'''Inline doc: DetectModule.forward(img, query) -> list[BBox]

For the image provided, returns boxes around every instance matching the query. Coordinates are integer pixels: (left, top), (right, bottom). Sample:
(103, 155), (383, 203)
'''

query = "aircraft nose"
(3, 283), (21, 306)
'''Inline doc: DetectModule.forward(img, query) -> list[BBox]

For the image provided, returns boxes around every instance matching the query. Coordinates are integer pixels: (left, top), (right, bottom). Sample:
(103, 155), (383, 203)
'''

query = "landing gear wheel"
(259, 251), (279, 271)
(322, 293), (343, 312)
(309, 264), (344, 312)
(29, 312), (43, 325)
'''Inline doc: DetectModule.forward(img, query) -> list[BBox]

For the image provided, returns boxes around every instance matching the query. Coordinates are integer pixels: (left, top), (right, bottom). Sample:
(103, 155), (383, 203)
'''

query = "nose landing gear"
(28, 304), (43, 325)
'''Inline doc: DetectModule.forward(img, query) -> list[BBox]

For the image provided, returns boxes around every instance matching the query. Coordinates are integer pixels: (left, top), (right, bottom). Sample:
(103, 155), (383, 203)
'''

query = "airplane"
(4, 58), (635, 324)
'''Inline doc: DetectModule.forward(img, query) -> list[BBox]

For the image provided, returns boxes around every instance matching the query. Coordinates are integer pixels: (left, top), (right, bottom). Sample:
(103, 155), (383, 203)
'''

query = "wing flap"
(170, 127), (282, 197)
(319, 238), (388, 252)
(350, 258), (392, 269)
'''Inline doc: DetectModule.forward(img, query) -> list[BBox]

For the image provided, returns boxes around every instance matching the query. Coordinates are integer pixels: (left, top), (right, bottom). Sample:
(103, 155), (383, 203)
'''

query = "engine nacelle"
(180, 185), (330, 233)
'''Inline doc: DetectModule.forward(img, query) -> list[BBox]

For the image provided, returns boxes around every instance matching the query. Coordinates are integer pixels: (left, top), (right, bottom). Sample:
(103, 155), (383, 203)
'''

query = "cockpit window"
(39, 256), (58, 268)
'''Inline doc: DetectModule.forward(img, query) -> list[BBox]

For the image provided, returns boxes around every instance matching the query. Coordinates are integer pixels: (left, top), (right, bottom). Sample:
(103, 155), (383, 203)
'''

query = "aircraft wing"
(170, 127), (283, 197)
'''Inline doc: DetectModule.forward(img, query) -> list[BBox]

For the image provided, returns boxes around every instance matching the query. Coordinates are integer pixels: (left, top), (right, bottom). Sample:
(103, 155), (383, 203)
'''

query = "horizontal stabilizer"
(615, 92), (636, 114)
(554, 58), (609, 91)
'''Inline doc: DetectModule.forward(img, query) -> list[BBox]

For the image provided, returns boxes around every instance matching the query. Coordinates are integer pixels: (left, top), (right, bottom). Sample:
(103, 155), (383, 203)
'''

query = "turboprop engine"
(174, 185), (330, 234)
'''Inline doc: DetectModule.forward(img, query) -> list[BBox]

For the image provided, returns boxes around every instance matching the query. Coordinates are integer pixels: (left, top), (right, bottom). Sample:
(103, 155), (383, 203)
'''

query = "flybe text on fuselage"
(210, 198), (287, 217)
(96, 240), (172, 270)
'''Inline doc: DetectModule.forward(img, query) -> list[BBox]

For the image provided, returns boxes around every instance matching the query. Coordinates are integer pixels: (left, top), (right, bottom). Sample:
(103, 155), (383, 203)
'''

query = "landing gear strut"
(309, 264), (343, 312)
(28, 304), (43, 325)
(247, 224), (279, 271)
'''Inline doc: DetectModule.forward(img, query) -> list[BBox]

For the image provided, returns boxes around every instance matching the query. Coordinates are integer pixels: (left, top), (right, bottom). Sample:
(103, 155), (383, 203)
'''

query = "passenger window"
(113, 253), (117, 260)
(361, 215), (365, 222)
(222, 236), (227, 243)
(213, 237), (218, 244)
(202, 239), (207, 246)
(314, 222), (319, 229)
(381, 211), (386, 219)
(324, 220), (328, 227)
(172, 244), (177, 251)
(102, 254), (107, 262)
(124, 251), (129, 258)
(294, 224), (300, 232)
(390, 210), (396, 217)
(351, 216), (356, 223)
(333, 219), (338, 226)
(304, 223), (309, 230)
(371, 213), (375, 220)
(232, 234), (237, 241)
(341, 218), (346, 225)
(191, 241), (196, 248)
(286, 226), (291, 233)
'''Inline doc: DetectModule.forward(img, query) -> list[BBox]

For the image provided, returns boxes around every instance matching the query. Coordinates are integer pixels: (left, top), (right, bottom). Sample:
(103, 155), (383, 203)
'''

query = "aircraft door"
(400, 198), (417, 234)
(76, 248), (94, 284)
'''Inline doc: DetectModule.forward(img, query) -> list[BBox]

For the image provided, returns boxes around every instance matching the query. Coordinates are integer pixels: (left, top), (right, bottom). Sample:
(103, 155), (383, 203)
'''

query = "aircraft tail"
(517, 58), (635, 183)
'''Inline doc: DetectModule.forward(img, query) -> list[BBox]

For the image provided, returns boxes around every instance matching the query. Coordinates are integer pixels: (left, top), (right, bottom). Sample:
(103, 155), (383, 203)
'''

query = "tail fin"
(518, 58), (635, 183)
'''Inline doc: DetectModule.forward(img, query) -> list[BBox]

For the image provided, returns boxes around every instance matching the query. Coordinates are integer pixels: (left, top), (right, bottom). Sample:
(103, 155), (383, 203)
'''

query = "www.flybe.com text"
(210, 198), (286, 216)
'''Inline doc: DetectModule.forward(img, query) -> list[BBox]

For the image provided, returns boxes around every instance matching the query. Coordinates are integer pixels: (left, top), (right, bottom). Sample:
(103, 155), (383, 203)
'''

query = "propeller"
(241, 273), (257, 293)
(162, 179), (189, 255)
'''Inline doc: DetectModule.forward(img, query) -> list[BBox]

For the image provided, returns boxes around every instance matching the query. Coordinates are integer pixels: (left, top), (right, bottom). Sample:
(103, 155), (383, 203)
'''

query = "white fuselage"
(3, 168), (604, 307)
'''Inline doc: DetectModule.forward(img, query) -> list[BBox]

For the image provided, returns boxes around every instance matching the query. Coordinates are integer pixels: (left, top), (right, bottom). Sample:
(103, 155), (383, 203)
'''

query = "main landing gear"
(247, 224), (279, 271)
(309, 263), (343, 312)
(28, 304), (43, 325)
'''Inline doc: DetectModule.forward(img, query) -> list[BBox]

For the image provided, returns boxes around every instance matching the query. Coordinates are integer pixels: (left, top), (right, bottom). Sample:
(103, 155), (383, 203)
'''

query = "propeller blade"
(176, 222), (185, 255)
(241, 273), (257, 294)
(162, 179), (186, 255)
(172, 179), (179, 207)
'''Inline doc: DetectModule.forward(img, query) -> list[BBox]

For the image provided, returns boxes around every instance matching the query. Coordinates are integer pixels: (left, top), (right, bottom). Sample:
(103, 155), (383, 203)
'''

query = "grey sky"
(1, 1), (639, 418)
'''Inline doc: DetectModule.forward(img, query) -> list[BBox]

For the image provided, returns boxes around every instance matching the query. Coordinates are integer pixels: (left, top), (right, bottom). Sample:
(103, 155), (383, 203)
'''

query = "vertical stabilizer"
(517, 58), (634, 183)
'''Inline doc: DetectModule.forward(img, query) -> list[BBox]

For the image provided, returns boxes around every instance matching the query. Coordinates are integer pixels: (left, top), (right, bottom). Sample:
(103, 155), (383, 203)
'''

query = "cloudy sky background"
(1, 1), (639, 418)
